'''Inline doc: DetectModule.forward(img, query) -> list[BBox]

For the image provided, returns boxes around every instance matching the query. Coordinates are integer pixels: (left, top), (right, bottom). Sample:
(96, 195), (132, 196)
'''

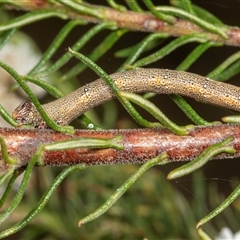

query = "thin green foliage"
(119, 33), (169, 70)
(60, 29), (128, 82)
(23, 77), (100, 130)
(0, 135), (17, 164)
(79, 153), (169, 225)
(217, 60), (240, 81)
(124, 0), (142, 12)
(207, 51), (240, 80)
(0, 169), (24, 208)
(132, 33), (207, 67)
(36, 22), (113, 77)
(0, 1), (239, 238)
(68, 48), (160, 129)
(198, 228), (212, 240)
(0, 145), (44, 225)
(22, 76), (64, 98)
(176, 42), (222, 71)
(0, 165), (86, 238)
(132, 38), (219, 126)
(55, 0), (104, 18)
(23, 77), (100, 129)
(156, 6), (227, 38)
(44, 135), (124, 151)
(115, 33), (168, 59)
(0, 169), (14, 187)
(0, 61), (74, 134)
(168, 137), (235, 179)
(171, 0), (224, 25)
(119, 91), (193, 135)
(0, 10), (68, 32)
(169, 95), (210, 125)
(178, 0), (195, 15)
(29, 20), (85, 76)
(143, 0), (175, 24)
(222, 115), (240, 124)
(0, 28), (16, 51)
(78, 114), (102, 130)
(171, 41), (222, 125)
(0, 105), (17, 127)
(107, 0), (127, 12)
(197, 184), (240, 228)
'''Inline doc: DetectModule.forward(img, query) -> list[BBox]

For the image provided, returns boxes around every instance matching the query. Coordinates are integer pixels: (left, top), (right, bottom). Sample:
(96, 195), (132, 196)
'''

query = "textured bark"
(1, 125), (240, 176)
(4, 2), (240, 46)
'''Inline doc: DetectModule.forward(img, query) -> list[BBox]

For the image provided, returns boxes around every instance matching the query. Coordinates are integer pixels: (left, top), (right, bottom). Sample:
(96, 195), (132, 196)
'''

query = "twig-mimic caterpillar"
(12, 68), (240, 128)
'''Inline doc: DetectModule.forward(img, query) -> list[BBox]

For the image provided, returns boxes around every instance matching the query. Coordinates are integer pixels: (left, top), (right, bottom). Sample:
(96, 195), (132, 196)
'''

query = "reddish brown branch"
(1, 124), (240, 176)
(4, 1), (240, 47)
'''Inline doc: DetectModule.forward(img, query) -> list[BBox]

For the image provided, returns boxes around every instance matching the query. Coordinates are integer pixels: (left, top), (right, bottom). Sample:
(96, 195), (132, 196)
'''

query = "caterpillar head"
(12, 101), (45, 128)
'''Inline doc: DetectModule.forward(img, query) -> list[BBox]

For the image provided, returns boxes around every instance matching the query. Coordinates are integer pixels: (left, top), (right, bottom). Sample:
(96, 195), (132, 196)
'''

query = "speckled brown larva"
(12, 68), (240, 128)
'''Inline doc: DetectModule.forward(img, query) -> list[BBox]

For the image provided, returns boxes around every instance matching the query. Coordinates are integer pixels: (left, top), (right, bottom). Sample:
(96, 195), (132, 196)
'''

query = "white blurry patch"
(215, 227), (240, 240)
(0, 31), (48, 127)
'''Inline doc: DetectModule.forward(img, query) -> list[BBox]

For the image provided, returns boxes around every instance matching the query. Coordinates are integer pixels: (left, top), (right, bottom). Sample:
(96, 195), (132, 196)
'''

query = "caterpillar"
(12, 68), (240, 128)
